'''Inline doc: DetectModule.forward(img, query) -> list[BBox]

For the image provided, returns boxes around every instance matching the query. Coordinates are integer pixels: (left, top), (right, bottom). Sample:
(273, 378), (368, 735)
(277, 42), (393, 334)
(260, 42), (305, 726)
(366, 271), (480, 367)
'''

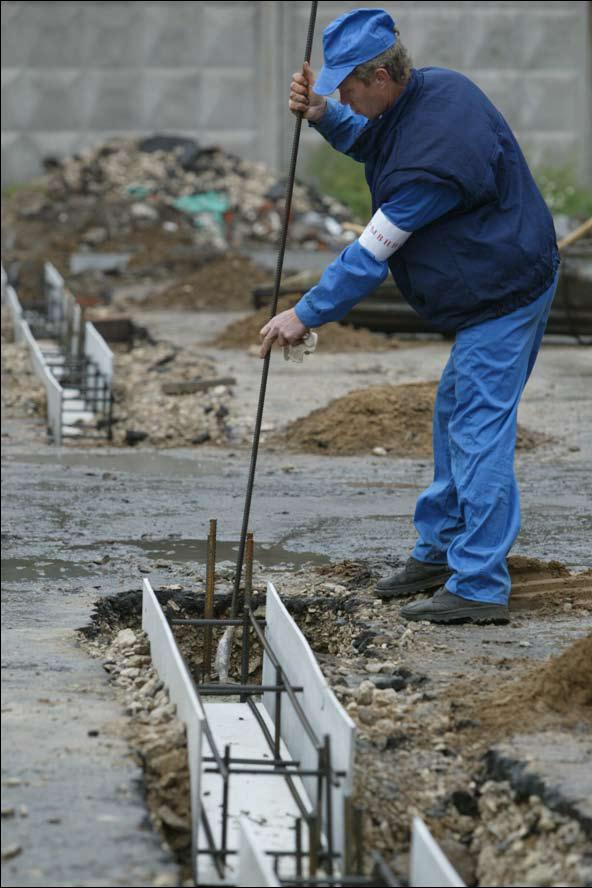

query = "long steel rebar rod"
(231, 0), (318, 617)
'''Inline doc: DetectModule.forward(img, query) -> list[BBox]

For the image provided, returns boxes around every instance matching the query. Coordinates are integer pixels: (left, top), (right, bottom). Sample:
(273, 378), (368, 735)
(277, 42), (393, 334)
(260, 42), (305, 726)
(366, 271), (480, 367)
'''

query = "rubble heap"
(1, 308), (46, 419)
(110, 342), (236, 448)
(44, 135), (355, 252)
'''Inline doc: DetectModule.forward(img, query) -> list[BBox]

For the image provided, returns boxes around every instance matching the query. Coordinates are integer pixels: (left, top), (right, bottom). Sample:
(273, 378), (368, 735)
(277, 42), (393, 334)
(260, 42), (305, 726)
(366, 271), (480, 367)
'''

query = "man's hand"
(259, 309), (308, 358)
(289, 62), (327, 123)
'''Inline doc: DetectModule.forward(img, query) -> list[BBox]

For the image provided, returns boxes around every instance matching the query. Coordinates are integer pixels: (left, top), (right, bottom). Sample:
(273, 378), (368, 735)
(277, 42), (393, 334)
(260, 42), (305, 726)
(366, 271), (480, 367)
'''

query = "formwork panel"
(262, 582), (356, 866)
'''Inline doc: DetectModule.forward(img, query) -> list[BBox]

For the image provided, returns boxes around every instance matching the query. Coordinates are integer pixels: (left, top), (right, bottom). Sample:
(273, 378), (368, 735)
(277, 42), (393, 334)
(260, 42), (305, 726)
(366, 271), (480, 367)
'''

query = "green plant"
(307, 142), (371, 222)
(533, 165), (592, 218)
(307, 141), (592, 222)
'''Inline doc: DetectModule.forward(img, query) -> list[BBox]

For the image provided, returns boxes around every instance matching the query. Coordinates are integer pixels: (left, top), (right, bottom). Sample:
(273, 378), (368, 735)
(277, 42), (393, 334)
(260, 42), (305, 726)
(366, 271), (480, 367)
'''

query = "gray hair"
(353, 29), (412, 85)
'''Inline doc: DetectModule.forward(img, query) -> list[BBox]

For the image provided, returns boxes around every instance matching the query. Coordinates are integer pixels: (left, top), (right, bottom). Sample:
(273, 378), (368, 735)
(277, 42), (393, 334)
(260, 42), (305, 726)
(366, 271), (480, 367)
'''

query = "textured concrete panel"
(521, 72), (578, 131)
(460, 10), (527, 70)
(142, 69), (202, 132)
(82, 70), (146, 131)
(201, 2), (256, 67)
(2, 69), (86, 131)
(1, 1), (86, 68)
(521, 10), (583, 69)
(143, 2), (203, 67)
(1, 1), (590, 187)
(200, 69), (256, 130)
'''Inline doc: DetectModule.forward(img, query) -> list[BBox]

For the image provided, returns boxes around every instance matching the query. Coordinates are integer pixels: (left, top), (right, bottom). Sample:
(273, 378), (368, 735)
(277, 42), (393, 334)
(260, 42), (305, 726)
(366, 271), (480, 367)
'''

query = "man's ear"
(375, 67), (390, 87)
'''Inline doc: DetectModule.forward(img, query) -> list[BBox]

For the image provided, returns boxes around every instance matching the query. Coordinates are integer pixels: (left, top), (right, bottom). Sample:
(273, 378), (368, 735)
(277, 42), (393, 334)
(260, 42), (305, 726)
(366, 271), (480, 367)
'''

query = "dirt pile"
(211, 295), (404, 351)
(508, 556), (592, 614)
(476, 634), (592, 731)
(273, 382), (552, 456)
(132, 253), (269, 311)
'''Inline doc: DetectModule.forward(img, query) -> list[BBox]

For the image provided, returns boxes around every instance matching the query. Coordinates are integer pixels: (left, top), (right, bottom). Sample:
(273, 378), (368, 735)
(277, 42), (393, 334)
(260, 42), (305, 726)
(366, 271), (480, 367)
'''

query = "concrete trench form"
(141, 572), (465, 887)
(2, 262), (114, 443)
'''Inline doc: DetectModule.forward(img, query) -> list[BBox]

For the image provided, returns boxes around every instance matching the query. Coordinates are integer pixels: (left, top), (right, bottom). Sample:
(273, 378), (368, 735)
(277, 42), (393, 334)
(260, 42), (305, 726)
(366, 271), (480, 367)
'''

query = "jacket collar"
(374, 67), (422, 131)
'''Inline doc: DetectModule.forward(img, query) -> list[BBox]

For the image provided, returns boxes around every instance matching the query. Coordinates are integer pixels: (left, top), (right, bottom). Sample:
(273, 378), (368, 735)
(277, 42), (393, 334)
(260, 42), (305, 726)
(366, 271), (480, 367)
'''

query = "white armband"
(359, 208), (411, 261)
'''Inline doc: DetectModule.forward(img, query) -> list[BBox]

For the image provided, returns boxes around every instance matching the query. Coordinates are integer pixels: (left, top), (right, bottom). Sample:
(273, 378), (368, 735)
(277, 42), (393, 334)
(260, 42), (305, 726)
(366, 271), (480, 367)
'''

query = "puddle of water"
(74, 538), (328, 568)
(4, 451), (218, 478)
(1, 558), (92, 582)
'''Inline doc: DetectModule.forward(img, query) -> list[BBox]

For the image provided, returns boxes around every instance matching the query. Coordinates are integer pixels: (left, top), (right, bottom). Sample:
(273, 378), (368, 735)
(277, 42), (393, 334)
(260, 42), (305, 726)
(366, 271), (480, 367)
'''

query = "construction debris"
(48, 137), (352, 247)
(1, 308), (46, 419)
(110, 343), (236, 447)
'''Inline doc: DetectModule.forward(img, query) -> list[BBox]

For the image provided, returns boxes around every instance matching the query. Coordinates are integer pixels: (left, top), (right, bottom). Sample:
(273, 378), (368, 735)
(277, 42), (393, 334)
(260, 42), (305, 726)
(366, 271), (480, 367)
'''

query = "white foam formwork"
(6, 285), (23, 342)
(142, 579), (206, 881)
(262, 582), (356, 866)
(197, 701), (311, 886)
(236, 818), (280, 888)
(410, 817), (466, 888)
(44, 262), (66, 325)
(85, 321), (113, 383)
(20, 319), (63, 445)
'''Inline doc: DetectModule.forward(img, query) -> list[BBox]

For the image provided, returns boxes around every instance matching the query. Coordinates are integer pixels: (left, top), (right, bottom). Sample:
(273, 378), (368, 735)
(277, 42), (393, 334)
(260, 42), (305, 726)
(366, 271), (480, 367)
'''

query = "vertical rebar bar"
(203, 518), (217, 678)
(231, 0), (318, 618)
(324, 734), (334, 876)
(107, 389), (113, 442)
(240, 531), (254, 701)
(308, 813), (319, 878)
(343, 796), (353, 875)
(274, 664), (282, 760)
(295, 817), (303, 878)
(353, 804), (364, 876)
(221, 743), (230, 870)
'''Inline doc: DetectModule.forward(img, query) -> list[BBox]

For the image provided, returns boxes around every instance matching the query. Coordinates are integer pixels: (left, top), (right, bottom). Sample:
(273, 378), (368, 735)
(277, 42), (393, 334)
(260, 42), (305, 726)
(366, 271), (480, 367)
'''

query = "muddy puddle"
(3, 450), (222, 478)
(1, 556), (93, 582)
(72, 537), (328, 569)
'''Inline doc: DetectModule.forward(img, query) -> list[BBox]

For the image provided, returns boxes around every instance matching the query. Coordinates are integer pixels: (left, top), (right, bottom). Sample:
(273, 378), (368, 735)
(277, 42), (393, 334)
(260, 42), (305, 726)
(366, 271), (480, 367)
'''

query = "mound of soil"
(211, 296), (403, 351)
(273, 382), (551, 456)
(478, 634), (592, 729)
(137, 253), (270, 310)
(508, 556), (592, 614)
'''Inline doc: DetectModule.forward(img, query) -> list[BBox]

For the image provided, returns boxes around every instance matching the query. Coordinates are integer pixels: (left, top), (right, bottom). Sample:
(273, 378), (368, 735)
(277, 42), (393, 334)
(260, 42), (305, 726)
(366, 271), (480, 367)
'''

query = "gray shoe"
(375, 556), (452, 600)
(400, 587), (510, 624)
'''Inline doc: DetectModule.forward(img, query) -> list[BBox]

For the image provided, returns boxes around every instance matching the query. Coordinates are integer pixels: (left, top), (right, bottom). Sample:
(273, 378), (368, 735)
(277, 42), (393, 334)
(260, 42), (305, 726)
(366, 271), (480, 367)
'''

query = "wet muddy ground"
(2, 307), (591, 886)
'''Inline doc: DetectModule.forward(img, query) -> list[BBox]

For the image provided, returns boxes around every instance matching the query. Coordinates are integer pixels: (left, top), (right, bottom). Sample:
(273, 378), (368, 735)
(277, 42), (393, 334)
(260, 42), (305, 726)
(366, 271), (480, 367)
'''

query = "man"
(259, 8), (560, 625)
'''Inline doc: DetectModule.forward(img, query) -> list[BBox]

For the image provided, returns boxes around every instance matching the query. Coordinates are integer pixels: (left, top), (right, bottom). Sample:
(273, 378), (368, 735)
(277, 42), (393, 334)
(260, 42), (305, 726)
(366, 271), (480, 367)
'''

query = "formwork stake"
(240, 531), (254, 700)
(203, 518), (217, 677)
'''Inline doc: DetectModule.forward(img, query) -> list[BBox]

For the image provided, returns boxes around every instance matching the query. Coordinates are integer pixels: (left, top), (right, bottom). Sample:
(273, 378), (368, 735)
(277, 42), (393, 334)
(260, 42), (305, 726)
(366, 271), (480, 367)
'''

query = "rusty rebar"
(203, 518), (217, 677)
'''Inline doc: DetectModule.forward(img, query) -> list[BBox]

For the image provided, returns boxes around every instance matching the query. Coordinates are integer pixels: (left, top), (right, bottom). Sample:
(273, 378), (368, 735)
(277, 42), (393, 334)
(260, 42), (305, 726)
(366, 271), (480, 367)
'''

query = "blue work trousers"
(411, 271), (559, 604)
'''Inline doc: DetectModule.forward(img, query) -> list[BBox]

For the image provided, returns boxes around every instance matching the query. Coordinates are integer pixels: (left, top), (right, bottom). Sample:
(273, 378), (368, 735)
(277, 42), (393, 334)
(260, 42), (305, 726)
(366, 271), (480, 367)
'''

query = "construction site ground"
(2, 284), (591, 887)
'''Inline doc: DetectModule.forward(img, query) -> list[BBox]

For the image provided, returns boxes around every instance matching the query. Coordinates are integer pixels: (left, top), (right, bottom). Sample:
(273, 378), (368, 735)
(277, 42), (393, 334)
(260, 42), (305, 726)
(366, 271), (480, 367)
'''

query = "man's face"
(338, 70), (389, 119)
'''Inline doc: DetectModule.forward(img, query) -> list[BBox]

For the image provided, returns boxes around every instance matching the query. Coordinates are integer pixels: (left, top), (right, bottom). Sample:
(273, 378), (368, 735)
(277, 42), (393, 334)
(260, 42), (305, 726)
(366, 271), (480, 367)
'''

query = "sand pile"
(479, 634), (592, 728)
(272, 382), (551, 456)
(508, 556), (592, 614)
(133, 254), (269, 311)
(212, 296), (403, 351)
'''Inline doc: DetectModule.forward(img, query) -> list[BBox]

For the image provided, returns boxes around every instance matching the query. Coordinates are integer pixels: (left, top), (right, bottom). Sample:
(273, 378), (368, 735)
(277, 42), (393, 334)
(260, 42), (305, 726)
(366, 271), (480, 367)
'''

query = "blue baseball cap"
(314, 8), (397, 96)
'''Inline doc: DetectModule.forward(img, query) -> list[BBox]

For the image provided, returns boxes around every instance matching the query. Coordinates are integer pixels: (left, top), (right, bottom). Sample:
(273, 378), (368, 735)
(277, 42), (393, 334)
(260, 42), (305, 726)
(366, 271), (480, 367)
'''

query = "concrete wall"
(2, 1), (591, 188)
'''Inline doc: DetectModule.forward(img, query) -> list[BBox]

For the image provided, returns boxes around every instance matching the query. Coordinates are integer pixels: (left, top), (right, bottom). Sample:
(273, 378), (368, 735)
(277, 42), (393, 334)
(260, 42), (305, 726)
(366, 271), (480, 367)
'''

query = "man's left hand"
(259, 309), (308, 357)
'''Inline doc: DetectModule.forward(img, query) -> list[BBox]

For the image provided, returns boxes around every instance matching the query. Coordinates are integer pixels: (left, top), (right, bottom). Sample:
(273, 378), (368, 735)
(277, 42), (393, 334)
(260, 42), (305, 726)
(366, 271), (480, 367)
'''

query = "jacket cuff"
(293, 295), (324, 328)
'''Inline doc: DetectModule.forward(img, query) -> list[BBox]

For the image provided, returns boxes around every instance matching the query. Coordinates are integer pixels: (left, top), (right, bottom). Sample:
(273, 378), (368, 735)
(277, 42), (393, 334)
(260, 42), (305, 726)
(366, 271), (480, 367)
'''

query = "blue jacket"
(349, 67), (560, 331)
